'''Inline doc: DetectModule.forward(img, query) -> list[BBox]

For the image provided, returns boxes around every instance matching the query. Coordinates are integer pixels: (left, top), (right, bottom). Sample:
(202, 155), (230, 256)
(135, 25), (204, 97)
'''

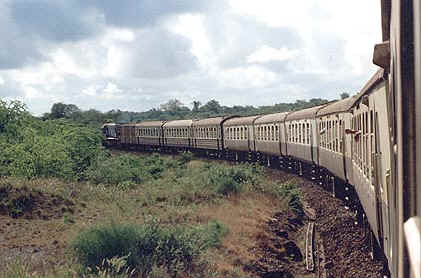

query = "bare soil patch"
(0, 182), (74, 220)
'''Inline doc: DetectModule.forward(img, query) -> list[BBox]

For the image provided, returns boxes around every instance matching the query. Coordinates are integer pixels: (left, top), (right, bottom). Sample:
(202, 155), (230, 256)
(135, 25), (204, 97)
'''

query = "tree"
(50, 103), (80, 119)
(200, 99), (222, 114)
(340, 92), (350, 99)
(159, 99), (185, 112)
(192, 101), (201, 113)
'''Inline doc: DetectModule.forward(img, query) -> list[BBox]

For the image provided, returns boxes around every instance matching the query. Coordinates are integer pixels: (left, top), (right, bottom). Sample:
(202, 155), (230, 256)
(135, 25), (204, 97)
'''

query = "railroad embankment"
(1, 152), (307, 277)
(1, 151), (388, 278)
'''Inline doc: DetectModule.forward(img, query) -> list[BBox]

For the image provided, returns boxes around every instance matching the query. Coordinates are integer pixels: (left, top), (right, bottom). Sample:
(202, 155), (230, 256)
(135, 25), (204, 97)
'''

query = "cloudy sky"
(0, 0), (382, 115)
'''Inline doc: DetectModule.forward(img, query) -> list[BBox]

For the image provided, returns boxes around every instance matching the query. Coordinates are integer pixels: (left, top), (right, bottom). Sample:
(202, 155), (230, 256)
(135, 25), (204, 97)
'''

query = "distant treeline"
(41, 94), (350, 126)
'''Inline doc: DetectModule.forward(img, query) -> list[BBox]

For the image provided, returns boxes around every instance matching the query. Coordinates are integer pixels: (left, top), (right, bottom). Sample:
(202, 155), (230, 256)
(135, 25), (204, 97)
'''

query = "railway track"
(306, 221), (315, 272)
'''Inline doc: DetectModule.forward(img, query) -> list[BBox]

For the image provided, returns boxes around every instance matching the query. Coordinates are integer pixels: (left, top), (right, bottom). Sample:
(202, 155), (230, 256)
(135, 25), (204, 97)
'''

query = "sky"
(0, 0), (382, 115)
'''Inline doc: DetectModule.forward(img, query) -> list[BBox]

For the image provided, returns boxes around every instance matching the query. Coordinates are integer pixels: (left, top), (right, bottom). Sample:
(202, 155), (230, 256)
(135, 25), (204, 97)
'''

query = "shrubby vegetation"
(72, 220), (228, 276)
(0, 100), (103, 180)
(85, 153), (166, 186)
(204, 163), (263, 195)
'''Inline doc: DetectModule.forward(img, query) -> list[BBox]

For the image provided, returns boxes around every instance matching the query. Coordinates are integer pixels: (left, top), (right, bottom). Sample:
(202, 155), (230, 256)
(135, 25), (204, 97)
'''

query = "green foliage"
(0, 100), (104, 180)
(71, 220), (228, 276)
(278, 183), (304, 216)
(204, 163), (263, 195)
(177, 151), (193, 166)
(86, 153), (169, 186)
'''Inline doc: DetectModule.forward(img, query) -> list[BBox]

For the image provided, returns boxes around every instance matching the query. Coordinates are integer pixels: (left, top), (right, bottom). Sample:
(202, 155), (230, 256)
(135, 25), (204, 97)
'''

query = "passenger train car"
(102, 0), (420, 276)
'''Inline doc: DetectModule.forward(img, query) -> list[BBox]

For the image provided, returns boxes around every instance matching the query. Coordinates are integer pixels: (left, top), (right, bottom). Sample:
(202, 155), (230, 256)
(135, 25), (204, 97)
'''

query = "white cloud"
(82, 85), (99, 96)
(170, 14), (214, 69)
(0, 0), (383, 114)
(247, 46), (299, 63)
(218, 65), (278, 89)
(102, 82), (123, 100)
(23, 86), (43, 100)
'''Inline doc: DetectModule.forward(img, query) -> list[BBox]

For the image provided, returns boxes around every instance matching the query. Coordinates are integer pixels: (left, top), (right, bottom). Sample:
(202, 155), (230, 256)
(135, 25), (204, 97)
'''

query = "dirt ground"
(246, 168), (388, 278)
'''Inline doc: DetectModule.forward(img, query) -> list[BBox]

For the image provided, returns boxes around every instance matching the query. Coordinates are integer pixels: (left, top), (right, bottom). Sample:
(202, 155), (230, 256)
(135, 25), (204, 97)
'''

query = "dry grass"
(0, 154), (300, 277)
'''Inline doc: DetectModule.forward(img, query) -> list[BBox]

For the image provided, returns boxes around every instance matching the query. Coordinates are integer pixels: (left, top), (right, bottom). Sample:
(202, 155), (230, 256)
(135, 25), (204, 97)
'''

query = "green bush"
(72, 220), (228, 276)
(177, 151), (193, 166)
(204, 164), (262, 195)
(278, 183), (304, 216)
(85, 153), (168, 186)
(0, 100), (104, 180)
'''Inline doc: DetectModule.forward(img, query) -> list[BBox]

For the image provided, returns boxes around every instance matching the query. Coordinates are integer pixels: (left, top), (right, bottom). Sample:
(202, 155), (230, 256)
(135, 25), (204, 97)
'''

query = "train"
(102, 0), (420, 277)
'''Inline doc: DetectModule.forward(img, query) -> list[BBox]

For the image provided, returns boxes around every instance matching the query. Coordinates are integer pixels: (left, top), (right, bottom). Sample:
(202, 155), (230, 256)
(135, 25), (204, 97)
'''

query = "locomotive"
(103, 0), (420, 277)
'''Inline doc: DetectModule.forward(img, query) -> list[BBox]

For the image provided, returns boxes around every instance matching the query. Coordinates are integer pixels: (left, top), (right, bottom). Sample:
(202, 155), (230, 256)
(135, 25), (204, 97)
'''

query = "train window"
(244, 126), (248, 139)
(275, 125), (279, 141)
(271, 125), (274, 141)
(297, 123), (300, 143)
(289, 124), (294, 143)
(262, 126), (266, 141)
(290, 124), (292, 142)
(307, 123), (310, 145)
(290, 124), (293, 142)
(237, 127), (240, 140)
(293, 123), (296, 143)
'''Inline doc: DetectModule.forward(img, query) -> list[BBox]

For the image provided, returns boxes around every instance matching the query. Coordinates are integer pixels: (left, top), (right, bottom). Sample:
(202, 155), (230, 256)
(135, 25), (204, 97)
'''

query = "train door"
(372, 85), (392, 262)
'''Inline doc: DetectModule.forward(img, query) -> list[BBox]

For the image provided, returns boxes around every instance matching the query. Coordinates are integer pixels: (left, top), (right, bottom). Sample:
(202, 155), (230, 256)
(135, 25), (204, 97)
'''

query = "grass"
(0, 152), (303, 278)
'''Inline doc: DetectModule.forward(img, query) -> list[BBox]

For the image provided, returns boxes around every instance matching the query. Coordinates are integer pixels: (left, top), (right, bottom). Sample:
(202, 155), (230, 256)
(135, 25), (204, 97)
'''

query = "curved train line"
(102, 1), (421, 276)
